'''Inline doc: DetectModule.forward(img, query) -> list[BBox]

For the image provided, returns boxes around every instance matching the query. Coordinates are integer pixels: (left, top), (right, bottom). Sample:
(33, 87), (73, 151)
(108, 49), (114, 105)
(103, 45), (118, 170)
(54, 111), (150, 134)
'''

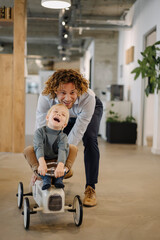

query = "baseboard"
(151, 147), (160, 155)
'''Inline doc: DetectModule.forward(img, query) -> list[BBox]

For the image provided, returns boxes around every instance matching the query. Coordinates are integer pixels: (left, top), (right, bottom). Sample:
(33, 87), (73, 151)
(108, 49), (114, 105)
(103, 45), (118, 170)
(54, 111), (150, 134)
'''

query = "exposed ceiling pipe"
(27, 9), (133, 31)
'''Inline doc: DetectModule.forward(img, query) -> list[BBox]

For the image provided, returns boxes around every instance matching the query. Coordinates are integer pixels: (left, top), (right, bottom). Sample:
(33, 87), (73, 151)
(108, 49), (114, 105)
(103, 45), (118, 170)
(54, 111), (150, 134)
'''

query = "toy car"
(16, 145), (83, 230)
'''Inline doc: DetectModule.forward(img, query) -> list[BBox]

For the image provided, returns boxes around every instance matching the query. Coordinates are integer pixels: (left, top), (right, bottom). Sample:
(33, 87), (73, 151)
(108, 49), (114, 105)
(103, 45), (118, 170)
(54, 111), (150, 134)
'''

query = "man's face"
(56, 83), (78, 109)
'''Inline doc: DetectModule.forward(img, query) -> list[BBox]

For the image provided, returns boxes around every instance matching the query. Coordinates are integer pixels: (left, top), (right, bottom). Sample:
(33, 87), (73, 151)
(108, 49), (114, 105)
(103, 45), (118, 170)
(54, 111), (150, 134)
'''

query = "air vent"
(48, 194), (62, 211)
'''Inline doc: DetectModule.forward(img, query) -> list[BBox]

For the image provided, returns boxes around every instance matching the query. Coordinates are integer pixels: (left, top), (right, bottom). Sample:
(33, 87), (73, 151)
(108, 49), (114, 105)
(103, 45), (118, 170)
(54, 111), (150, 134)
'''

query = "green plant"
(107, 110), (120, 122)
(106, 103), (120, 122)
(131, 41), (160, 96)
(124, 116), (136, 123)
(106, 103), (136, 123)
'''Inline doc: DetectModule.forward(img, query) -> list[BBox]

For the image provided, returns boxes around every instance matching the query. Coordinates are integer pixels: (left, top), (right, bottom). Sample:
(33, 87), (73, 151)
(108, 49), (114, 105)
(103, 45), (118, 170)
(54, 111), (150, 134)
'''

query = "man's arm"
(68, 90), (95, 145)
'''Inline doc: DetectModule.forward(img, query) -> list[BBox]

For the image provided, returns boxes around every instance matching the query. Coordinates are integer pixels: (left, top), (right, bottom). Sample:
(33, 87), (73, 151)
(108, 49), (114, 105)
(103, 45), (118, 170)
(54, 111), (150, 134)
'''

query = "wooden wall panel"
(13, 0), (27, 152)
(0, 54), (13, 152)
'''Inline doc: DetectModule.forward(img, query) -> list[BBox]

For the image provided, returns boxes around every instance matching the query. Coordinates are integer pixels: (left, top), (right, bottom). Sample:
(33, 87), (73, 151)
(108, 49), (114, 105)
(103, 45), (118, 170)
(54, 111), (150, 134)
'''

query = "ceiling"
(0, 0), (136, 62)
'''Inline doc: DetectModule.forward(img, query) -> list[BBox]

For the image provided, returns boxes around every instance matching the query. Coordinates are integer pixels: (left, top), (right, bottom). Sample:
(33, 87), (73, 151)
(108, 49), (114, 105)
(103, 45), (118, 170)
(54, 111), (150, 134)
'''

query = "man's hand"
(55, 162), (65, 178)
(30, 173), (37, 186)
(38, 157), (47, 176)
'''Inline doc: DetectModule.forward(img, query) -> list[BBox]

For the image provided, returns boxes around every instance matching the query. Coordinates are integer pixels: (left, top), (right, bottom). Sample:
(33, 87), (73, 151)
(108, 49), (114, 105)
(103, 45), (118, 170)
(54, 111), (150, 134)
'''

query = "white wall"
(25, 93), (39, 135)
(117, 0), (160, 154)
(80, 33), (118, 99)
(94, 33), (118, 98)
(80, 40), (95, 89)
(152, 91), (160, 154)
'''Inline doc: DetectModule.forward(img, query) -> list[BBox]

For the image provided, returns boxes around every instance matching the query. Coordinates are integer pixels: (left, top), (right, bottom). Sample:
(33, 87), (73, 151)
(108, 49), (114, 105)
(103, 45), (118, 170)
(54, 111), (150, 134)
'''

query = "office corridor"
(0, 138), (160, 240)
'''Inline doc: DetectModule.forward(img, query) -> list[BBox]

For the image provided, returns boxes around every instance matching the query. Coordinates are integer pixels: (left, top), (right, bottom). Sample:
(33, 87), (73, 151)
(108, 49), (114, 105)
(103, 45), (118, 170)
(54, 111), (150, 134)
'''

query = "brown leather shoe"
(83, 186), (97, 207)
(64, 169), (73, 179)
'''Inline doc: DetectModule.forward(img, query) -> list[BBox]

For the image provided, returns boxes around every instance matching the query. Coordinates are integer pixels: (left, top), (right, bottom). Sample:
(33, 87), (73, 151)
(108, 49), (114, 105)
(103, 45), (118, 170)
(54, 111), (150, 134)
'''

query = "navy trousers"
(64, 96), (103, 187)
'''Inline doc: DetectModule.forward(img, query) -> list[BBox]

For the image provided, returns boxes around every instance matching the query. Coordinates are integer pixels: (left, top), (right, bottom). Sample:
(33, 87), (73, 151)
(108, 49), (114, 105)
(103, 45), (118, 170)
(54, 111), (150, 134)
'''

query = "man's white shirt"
(35, 89), (95, 146)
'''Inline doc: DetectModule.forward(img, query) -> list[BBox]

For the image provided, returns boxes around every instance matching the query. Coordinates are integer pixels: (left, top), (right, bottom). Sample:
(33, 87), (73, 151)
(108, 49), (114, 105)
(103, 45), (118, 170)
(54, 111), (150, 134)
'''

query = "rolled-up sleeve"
(68, 91), (95, 146)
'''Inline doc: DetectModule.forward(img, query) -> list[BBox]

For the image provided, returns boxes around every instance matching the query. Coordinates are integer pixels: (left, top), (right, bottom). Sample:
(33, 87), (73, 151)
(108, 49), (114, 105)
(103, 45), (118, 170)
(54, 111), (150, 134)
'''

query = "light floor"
(0, 138), (160, 240)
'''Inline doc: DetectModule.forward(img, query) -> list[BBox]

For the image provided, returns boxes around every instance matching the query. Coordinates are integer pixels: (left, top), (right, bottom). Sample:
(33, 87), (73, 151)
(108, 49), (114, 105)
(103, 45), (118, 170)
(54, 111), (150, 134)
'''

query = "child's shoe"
(41, 175), (51, 190)
(42, 183), (51, 190)
(54, 177), (64, 188)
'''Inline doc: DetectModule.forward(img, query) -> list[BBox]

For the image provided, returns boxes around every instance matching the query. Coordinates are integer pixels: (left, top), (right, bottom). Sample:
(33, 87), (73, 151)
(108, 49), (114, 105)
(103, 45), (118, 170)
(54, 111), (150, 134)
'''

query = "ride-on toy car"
(16, 145), (83, 230)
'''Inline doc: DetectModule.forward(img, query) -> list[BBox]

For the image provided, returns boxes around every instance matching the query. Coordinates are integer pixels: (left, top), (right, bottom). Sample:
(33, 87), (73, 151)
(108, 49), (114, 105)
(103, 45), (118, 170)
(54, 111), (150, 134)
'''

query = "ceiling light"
(62, 56), (66, 61)
(41, 0), (71, 9)
(64, 34), (68, 38)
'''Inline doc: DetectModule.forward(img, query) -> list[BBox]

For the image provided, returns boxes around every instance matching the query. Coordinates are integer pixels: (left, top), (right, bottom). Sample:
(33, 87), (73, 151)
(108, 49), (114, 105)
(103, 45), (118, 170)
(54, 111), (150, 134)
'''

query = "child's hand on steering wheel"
(38, 157), (47, 176)
(55, 162), (65, 178)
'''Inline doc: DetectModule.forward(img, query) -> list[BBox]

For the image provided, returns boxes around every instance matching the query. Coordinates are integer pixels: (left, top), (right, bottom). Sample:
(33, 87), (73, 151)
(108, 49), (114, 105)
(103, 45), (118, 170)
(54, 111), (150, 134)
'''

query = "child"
(33, 103), (69, 190)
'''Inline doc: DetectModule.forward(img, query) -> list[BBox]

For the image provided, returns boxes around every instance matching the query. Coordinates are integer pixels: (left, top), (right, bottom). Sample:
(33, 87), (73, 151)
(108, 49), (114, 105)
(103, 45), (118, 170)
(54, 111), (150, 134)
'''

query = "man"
(36, 69), (103, 207)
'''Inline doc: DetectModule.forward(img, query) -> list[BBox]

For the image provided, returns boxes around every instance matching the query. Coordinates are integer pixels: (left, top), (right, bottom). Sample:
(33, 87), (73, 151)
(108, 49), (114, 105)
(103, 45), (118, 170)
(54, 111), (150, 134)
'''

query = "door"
(143, 29), (156, 146)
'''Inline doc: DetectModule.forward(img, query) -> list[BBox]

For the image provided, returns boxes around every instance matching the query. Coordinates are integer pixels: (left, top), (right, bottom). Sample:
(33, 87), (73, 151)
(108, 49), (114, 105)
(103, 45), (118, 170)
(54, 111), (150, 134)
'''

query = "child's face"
(46, 105), (68, 130)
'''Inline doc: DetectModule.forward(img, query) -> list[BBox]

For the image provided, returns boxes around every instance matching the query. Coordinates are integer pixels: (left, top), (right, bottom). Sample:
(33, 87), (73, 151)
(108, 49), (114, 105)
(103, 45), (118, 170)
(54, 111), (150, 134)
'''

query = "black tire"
(23, 197), (30, 230)
(17, 182), (23, 209)
(73, 195), (83, 227)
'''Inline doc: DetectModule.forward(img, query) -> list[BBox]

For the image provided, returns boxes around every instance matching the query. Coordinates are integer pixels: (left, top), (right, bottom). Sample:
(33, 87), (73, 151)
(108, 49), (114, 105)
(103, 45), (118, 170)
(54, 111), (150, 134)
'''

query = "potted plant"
(106, 104), (137, 144)
(131, 41), (160, 96)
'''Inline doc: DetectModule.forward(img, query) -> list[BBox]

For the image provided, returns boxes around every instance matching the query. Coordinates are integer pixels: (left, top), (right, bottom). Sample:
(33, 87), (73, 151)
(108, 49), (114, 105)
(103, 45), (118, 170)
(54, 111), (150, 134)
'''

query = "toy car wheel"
(23, 197), (30, 230)
(17, 182), (23, 209)
(73, 195), (83, 227)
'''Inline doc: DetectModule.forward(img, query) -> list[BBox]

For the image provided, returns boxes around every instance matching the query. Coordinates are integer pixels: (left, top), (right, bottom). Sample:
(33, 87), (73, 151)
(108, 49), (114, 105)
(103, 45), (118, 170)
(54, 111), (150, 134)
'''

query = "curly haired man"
(36, 69), (103, 207)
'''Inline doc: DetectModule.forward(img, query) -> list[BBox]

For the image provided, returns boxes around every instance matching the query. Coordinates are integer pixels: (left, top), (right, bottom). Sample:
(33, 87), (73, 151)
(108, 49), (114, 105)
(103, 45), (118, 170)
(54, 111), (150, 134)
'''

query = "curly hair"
(42, 69), (89, 98)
